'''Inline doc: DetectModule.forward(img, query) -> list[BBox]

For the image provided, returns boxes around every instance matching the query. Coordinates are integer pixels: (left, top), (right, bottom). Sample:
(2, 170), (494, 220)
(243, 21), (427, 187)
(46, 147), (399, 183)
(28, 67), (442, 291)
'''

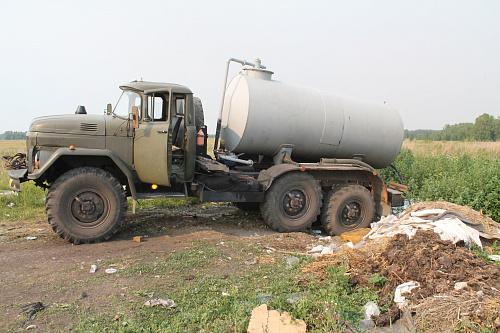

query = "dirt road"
(0, 206), (291, 331)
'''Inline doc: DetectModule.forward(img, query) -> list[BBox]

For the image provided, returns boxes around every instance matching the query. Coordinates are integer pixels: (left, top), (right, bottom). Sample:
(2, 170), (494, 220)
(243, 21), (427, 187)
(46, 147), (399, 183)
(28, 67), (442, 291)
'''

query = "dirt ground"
(0, 205), (323, 331)
(1, 202), (500, 332)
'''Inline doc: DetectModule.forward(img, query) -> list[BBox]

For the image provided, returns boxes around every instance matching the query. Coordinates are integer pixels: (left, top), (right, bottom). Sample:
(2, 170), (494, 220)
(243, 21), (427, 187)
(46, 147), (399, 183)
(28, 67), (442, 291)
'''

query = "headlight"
(34, 150), (40, 169)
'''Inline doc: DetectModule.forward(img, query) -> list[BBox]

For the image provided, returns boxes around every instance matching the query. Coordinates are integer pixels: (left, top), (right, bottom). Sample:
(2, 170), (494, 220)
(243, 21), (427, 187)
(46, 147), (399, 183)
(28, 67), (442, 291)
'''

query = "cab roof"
(119, 81), (192, 94)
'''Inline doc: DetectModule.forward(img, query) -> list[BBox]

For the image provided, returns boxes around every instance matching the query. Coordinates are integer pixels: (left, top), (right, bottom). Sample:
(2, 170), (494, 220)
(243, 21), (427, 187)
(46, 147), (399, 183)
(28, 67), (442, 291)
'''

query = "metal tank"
(220, 66), (404, 169)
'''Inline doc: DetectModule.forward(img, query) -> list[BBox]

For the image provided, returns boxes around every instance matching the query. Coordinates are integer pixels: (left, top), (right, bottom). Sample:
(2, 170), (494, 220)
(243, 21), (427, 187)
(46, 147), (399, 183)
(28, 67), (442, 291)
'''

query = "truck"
(6, 58), (405, 244)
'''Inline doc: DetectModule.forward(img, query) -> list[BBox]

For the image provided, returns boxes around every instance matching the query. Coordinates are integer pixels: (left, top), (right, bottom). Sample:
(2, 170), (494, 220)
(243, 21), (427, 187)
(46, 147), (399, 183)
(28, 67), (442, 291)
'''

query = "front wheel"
(260, 172), (322, 232)
(46, 167), (127, 244)
(320, 184), (375, 235)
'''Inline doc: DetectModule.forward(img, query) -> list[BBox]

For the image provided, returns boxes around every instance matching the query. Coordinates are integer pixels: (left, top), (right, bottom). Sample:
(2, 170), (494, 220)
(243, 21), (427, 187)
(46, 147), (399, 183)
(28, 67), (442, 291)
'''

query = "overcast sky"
(1, 0), (499, 134)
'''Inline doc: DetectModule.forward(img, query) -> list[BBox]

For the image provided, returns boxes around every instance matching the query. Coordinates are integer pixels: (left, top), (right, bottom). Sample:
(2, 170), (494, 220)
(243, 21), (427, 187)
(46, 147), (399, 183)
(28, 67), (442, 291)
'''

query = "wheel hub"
(71, 192), (105, 223)
(341, 202), (361, 225)
(283, 190), (306, 216)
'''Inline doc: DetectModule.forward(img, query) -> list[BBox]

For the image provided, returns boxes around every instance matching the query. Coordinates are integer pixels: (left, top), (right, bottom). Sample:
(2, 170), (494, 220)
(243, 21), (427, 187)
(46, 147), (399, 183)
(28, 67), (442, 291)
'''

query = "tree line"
(405, 113), (500, 141)
(0, 131), (27, 140)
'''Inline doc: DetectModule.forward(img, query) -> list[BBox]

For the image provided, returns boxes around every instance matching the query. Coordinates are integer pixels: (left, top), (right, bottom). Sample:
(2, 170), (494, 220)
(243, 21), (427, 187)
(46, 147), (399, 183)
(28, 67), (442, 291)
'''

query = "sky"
(0, 0), (499, 134)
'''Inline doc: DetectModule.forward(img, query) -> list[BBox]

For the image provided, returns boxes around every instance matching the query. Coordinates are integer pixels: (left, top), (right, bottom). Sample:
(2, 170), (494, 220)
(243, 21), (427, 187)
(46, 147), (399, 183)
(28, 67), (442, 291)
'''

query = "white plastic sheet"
(365, 209), (482, 247)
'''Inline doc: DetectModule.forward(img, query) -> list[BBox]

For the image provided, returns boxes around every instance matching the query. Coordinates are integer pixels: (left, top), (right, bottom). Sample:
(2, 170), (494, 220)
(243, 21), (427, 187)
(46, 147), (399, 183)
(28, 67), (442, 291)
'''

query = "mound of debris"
(404, 201), (500, 237)
(347, 230), (500, 330)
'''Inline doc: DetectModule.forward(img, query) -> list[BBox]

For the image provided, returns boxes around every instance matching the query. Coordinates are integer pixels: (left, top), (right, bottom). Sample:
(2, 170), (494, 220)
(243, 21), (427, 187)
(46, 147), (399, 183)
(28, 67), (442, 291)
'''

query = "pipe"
(218, 154), (254, 166)
(213, 58), (266, 154)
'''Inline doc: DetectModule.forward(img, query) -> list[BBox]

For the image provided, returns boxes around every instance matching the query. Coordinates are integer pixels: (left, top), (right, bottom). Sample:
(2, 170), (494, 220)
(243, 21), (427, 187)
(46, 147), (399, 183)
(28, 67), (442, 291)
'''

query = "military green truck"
(7, 58), (405, 244)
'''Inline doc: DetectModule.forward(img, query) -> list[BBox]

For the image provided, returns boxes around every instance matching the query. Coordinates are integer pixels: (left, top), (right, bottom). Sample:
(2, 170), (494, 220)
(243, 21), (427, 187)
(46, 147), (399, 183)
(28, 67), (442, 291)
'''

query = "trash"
(346, 240), (365, 249)
(222, 292), (230, 296)
(255, 293), (273, 304)
(308, 245), (324, 253)
(318, 236), (332, 241)
(394, 281), (420, 309)
(105, 268), (117, 274)
(366, 209), (483, 247)
(20, 302), (45, 323)
(247, 304), (306, 333)
(286, 292), (304, 303)
(26, 325), (36, 330)
(307, 243), (339, 255)
(0, 190), (17, 197)
(454, 282), (468, 290)
(143, 298), (176, 308)
(489, 255), (500, 261)
(312, 229), (322, 234)
(26, 236), (37, 240)
(341, 228), (371, 244)
(358, 319), (375, 331)
(89, 265), (97, 273)
(7, 202), (15, 208)
(286, 257), (300, 267)
(364, 301), (380, 319)
(367, 309), (416, 333)
(133, 236), (143, 243)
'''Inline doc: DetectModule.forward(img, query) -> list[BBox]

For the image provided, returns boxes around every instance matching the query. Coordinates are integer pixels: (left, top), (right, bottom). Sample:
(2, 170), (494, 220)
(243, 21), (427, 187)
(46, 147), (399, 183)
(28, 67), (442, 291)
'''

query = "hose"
(2, 153), (27, 170)
(389, 164), (405, 185)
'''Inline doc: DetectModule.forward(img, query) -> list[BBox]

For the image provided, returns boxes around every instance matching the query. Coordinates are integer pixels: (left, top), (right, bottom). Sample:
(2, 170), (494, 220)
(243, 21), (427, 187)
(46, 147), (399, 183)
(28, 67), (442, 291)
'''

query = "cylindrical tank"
(220, 68), (404, 169)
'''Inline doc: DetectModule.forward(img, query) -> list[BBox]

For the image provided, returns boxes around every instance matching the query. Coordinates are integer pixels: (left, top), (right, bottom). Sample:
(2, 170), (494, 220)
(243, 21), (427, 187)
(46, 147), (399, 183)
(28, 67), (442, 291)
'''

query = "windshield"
(113, 90), (142, 118)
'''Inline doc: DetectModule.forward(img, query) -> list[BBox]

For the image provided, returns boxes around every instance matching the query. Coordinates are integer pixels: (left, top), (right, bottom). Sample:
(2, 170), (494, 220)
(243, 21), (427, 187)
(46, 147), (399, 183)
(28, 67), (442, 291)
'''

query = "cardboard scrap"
(341, 228), (371, 244)
(247, 304), (306, 333)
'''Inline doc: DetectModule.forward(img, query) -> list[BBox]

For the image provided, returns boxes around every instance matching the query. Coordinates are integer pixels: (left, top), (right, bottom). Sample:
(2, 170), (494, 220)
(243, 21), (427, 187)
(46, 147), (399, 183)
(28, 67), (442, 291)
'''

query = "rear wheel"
(46, 167), (127, 244)
(260, 172), (322, 232)
(321, 184), (375, 235)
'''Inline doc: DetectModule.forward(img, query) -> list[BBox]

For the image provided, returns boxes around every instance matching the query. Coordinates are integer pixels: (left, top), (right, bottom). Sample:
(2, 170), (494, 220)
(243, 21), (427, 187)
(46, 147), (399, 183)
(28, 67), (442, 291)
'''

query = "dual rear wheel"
(260, 172), (375, 235)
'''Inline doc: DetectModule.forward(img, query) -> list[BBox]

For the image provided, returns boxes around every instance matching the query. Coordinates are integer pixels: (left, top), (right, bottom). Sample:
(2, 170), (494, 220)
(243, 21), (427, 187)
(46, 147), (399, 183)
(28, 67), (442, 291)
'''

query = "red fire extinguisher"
(197, 129), (204, 146)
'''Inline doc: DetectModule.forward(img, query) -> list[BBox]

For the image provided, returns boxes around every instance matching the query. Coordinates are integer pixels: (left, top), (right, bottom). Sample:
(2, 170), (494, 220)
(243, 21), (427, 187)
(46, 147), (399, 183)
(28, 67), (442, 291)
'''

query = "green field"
(381, 140), (500, 221)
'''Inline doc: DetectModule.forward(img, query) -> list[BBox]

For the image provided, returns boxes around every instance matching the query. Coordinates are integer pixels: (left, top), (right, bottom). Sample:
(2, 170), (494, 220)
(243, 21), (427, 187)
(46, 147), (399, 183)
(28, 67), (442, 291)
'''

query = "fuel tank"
(220, 68), (404, 169)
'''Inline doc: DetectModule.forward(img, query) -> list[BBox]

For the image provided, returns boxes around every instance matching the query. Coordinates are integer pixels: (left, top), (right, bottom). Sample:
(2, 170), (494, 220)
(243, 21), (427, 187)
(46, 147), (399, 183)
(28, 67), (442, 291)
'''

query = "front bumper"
(8, 168), (28, 191)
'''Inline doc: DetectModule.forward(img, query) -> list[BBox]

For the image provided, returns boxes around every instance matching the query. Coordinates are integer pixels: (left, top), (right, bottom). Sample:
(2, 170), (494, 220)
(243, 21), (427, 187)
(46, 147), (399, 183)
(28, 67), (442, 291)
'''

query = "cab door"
(133, 93), (172, 186)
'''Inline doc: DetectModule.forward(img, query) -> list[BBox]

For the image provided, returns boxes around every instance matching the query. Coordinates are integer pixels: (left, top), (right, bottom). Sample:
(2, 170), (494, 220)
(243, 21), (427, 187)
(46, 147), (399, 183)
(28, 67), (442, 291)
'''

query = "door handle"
(157, 130), (168, 134)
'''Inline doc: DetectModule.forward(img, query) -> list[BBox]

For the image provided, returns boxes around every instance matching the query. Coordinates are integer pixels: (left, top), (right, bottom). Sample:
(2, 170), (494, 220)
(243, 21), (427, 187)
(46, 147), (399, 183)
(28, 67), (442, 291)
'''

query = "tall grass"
(0, 141), (46, 222)
(402, 139), (500, 158)
(380, 144), (500, 221)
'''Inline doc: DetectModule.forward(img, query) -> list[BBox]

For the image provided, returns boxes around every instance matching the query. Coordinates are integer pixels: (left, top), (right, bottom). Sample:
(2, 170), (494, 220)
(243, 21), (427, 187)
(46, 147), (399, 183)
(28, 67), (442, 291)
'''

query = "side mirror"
(132, 106), (139, 129)
(106, 103), (112, 115)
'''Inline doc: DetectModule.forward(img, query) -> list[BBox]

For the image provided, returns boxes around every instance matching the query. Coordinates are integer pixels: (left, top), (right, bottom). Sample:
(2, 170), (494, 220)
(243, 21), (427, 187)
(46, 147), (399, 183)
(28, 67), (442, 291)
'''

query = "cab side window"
(147, 94), (168, 121)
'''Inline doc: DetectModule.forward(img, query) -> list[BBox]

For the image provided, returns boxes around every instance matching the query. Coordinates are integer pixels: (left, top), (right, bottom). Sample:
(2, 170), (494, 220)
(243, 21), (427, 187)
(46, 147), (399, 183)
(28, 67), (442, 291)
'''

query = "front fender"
(28, 148), (137, 199)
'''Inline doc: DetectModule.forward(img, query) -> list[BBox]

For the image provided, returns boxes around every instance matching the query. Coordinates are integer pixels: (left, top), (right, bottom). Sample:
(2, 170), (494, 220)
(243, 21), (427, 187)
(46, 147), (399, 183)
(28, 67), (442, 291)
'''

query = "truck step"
(136, 192), (186, 200)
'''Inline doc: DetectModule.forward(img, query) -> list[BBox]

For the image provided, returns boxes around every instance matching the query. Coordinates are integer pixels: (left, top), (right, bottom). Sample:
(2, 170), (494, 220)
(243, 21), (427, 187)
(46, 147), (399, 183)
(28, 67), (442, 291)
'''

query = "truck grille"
(80, 123), (98, 132)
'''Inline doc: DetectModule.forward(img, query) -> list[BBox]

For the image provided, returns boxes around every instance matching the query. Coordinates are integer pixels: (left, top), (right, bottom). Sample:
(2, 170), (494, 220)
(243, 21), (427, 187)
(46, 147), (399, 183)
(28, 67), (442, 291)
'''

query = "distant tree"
(1, 131), (26, 140)
(494, 116), (500, 141)
(472, 114), (495, 141)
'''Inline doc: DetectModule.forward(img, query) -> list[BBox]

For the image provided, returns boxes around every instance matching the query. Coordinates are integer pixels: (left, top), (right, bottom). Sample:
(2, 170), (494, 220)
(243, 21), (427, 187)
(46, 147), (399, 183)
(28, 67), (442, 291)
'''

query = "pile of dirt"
(347, 230), (500, 329)
(404, 201), (500, 236)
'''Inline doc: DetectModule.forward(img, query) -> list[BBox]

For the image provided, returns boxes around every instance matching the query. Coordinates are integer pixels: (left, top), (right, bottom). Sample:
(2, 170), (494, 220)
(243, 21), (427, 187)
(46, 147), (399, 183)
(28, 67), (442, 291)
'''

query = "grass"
(402, 139), (500, 159)
(66, 242), (378, 333)
(0, 140), (46, 222)
(380, 143), (500, 221)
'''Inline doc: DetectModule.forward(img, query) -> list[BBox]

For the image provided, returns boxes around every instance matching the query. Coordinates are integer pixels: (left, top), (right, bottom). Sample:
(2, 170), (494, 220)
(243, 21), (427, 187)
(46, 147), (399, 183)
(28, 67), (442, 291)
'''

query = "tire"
(260, 172), (322, 232)
(194, 97), (204, 127)
(321, 184), (375, 236)
(46, 167), (127, 244)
